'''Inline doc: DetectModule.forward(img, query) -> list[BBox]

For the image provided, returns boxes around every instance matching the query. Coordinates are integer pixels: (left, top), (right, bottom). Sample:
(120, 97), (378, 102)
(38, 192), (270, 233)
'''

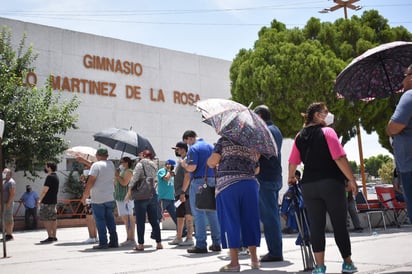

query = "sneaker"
(83, 238), (98, 244)
(120, 239), (136, 247)
(178, 238), (194, 246)
(1, 234), (14, 242)
(342, 262), (358, 273)
(40, 237), (55, 244)
(93, 244), (109, 249)
(312, 265), (326, 274)
(238, 247), (250, 256)
(168, 238), (183, 245)
(209, 244), (222, 252)
(187, 246), (208, 253)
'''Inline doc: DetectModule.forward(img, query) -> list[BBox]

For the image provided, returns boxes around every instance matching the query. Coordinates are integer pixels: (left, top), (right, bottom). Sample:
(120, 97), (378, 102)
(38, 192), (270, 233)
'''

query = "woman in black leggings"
(288, 102), (358, 274)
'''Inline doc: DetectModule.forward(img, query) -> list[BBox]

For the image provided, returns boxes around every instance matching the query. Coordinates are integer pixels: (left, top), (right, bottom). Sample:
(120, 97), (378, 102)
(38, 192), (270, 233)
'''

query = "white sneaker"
(168, 238), (183, 245)
(178, 238), (194, 246)
(83, 237), (98, 244)
(120, 239), (136, 247)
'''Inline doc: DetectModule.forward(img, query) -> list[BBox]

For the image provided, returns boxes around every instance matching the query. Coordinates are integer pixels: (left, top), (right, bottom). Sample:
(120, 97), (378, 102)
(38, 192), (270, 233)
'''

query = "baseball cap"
(96, 148), (108, 156)
(165, 159), (176, 165)
(171, 141), (188, 151)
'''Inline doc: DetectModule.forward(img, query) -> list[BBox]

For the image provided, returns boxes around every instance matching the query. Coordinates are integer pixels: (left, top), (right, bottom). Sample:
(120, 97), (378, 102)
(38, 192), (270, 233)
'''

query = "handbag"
(131, 163), (155, 201)
(195, 166), (216, 211)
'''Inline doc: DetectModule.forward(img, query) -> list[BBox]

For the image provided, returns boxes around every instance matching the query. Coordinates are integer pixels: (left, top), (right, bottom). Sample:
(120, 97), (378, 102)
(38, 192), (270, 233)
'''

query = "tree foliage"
(364, 154), (392, 177)
(230, 10), (412, 152)
(378, 160), (395, 184)
(0, 27), (80, 177)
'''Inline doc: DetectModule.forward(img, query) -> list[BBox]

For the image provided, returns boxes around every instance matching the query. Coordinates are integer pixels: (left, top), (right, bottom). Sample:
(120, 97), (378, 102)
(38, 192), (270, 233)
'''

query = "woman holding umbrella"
(288, 102), (358, 274)
(207, 137), (261, 272)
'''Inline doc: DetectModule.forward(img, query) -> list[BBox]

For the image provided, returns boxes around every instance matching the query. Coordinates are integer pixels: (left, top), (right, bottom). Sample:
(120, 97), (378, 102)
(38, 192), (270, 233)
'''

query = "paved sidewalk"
(1, 224), (412, 273)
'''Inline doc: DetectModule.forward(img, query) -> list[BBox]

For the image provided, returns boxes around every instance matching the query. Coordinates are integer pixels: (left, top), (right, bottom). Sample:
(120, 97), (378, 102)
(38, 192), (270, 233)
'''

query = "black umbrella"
(93, 128), (155, 157)
(334, 41), (412, 101)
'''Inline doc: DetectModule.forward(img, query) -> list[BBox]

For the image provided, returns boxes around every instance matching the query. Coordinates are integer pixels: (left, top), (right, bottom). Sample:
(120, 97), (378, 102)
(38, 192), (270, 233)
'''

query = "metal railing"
(13, 199), (87, 219)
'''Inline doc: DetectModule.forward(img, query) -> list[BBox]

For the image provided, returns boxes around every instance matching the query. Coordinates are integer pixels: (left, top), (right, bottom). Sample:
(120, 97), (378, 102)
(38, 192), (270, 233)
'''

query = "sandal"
(219, 264), (240, 272)
(133, 244), (144, 251)
(251, 261), (260, 270)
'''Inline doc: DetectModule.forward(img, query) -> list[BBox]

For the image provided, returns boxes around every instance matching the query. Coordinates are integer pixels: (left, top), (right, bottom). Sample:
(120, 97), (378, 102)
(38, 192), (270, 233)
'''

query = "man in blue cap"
(157, 159), (178, 230)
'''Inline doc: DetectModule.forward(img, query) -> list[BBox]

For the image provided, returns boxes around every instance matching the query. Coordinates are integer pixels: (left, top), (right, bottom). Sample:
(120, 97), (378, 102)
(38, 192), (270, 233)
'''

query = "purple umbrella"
(333, 41), (412, 101)
(195, 99), (277, 158)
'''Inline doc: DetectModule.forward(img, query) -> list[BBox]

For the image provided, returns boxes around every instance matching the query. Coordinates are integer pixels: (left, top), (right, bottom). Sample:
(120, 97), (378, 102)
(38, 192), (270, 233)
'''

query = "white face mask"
(118, 165), (125, 171)
(2, 173), (6, 179)
(324, 112), (334, 126)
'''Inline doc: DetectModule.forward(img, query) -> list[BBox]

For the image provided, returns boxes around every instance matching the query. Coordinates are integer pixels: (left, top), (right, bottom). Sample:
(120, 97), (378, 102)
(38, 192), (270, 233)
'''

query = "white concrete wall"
(1, 17), (295, 203)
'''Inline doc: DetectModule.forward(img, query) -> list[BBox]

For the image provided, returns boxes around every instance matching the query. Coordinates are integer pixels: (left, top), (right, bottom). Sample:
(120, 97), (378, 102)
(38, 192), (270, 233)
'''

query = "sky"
(0, 0), (409, 163)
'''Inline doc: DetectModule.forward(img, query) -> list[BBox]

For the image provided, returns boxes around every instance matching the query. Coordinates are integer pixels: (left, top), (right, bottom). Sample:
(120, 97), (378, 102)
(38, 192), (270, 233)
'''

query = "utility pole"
(319, 0), (368, 198)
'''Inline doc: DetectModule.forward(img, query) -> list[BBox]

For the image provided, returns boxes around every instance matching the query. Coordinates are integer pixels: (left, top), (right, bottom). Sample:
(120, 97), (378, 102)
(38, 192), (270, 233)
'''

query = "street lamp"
(319, 0), (363, 19)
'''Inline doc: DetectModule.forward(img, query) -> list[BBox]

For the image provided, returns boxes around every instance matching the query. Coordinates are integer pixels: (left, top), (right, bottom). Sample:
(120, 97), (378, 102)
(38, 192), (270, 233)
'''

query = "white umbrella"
(64, 146), (97, 162)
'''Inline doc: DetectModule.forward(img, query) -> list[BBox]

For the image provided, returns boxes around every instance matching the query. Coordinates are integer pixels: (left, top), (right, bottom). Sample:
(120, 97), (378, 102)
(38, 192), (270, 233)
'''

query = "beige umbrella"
(64, 146), (97, 162)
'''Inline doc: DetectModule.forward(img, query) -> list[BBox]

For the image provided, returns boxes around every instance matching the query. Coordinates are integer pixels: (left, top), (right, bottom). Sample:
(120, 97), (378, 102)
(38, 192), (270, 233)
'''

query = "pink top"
(289, 127), (346, 165)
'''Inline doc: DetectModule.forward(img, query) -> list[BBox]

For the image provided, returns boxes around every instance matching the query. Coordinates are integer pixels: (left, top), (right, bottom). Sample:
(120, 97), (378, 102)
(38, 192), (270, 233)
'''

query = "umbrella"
(93, 128), (155, 156)
(64, 146), (97, 162)
(333, 41), (412, 101)
(333, 41), (412, 199)
(195, 98), (247, 121)
(195, 99), (277, 158)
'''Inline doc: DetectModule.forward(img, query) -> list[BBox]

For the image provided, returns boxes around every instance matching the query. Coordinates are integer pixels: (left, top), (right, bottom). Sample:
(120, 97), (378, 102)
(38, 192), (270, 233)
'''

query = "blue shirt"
(256, 121), (283, 182)
(391, 89), (412, 172)
(186, 138), (214, 178)
(20, 191), (39, 208)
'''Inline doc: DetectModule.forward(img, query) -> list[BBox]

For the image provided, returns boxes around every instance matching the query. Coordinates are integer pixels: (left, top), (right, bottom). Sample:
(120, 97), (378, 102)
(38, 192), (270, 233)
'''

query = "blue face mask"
(2, 173), (6, 179)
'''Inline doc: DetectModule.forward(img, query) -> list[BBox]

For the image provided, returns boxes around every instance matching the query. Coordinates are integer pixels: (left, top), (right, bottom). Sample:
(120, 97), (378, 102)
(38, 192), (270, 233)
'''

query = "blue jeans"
(189, 177), (221, 249)
(259, 180), (283, 257)
(399, 171), (412, 222)
(91, 201), (118, 246)
(160, 199), (177, 225)
(134, 195), (161, 244)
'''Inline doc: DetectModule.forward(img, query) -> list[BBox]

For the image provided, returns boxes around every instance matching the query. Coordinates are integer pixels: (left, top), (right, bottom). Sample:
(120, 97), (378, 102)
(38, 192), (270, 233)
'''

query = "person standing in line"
(126, 150), (163, 251)
(207, 137), (261, 272)
(181, 130), (221, 254)
(253, 105), (284, 262)
(38, 162), (59, 243)
(387, 64), (412, 223)
(81, 148), (118, 249)
(157, 159), (178, 229)
(114, 156), (136, 247)
(170, 141), (194, 246)
(19, 184), (39, 230)
(1, 168), (16, 241)
(288, 102), (358, 274)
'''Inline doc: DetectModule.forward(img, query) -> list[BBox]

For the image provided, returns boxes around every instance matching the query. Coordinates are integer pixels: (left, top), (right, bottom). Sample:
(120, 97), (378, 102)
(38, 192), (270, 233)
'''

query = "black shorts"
(175, 195), (191, 217)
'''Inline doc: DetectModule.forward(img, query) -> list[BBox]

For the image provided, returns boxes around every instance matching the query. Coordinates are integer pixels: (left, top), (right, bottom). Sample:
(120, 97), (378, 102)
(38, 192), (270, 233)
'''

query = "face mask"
(118, 165), (125, 171)
(2, 173), (6, 179)
(324, 112), (334, 126)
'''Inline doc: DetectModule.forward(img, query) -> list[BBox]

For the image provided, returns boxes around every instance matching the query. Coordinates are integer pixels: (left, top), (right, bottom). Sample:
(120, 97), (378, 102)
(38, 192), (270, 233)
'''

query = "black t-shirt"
(42, 172), (59, 204)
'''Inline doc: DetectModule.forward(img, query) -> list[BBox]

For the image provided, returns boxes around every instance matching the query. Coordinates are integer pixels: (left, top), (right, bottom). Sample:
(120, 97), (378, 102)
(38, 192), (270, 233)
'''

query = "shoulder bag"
(195, 166), (216, 211)
(131, 163), (155, 201)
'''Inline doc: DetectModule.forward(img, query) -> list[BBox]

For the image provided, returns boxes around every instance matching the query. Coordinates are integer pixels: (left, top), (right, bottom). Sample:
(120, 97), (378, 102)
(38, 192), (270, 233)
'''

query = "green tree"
(364, 154), (392, 177)
(0, 27), (80, 177)
(378, 160), (395, 184)
(230, 10), (412, 151)
(348, 160), (359, 174)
